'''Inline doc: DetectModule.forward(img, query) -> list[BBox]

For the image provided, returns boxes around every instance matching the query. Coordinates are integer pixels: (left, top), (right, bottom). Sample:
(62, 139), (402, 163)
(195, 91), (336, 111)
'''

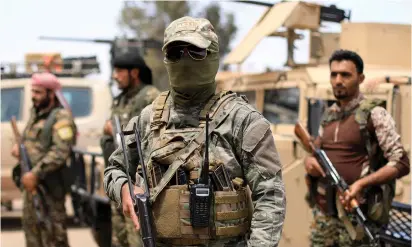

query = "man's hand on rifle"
(22, 172), (38, 193)
(103, 120), (113, 136)
(121, 183), (144, 231)
(338, 180), (365, 211)
(11, 144), (20, 159)
(304, 156), (326, 177)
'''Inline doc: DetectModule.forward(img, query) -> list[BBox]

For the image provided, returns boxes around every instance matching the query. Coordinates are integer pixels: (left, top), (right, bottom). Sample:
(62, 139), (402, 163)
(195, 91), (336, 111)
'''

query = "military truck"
(217, 1), (411, 246)
(0, 53), (111, 216)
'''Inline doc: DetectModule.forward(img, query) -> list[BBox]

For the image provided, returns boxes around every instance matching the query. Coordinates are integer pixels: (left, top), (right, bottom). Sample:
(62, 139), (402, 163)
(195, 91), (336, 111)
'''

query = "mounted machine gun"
(38, 36), (163, 97)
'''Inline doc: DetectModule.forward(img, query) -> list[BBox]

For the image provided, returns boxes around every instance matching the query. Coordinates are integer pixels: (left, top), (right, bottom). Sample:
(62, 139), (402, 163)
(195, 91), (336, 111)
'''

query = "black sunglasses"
(165, 44), (209, 62)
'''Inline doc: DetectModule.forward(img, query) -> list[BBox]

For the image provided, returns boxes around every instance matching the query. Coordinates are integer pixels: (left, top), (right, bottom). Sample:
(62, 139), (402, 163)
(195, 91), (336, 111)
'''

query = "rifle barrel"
(39, 36), (113, 44)
(133, 123), (150, 197)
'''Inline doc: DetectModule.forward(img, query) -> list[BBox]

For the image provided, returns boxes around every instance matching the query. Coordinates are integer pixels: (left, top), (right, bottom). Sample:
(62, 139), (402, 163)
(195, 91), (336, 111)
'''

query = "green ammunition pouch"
(152, 185), (250, 245)
(142, 90), (251, 244)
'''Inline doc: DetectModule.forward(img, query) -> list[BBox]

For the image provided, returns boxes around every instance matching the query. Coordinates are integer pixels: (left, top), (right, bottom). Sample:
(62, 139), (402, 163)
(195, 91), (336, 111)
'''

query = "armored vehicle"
(217, 1), (411, 246)
(0, 53), (111, 214)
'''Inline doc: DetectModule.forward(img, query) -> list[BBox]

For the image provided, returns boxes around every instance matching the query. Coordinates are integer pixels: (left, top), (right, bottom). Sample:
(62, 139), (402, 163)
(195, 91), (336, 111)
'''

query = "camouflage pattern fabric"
(22, 190), (69, 247)
(162, 16), (219, 52)
(310, 206), (377, 247)
(320, 93), (409, 177)
(101, 83), (159, 247)
(104, 92), (287, 247)
(24, 107), (76, 177)
(22, 106), (76, 247)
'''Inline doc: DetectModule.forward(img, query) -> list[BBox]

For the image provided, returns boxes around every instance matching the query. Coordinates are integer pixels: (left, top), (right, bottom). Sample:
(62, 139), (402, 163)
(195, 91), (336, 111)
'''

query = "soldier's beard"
(333, 86), (348, 100)
(33, 97), (51, 112)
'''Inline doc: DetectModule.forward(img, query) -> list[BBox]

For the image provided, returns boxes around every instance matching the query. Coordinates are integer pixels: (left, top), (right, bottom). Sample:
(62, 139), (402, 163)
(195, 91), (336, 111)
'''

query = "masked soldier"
(104, 16), (286, 247)
(11, 72), (77, 247)
(304, 49), (410, 246)
(100, 51), (160, 247)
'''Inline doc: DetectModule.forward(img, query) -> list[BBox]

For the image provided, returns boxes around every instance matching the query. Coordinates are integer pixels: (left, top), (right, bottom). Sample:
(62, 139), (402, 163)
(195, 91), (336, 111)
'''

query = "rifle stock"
(294, 122), (316, 153)
(294, 121), (376, 242)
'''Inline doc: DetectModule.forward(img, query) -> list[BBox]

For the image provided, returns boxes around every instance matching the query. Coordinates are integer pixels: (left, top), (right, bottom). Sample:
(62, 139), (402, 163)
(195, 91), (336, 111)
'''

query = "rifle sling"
(149, 97), (237, 203)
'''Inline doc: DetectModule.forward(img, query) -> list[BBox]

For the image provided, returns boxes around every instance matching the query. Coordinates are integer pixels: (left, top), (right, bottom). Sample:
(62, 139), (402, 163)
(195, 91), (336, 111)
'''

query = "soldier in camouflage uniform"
(104, 16), (286, 247)
(304, 50), (410, 246)
(11, 72), (77, 247)
(100, 51), (160, 247)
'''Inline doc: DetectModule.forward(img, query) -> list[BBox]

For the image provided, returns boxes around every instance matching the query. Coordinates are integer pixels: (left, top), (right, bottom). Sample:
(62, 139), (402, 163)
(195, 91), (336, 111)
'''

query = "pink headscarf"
(31, 72), (62, 91)
(31, 72), (72, 114)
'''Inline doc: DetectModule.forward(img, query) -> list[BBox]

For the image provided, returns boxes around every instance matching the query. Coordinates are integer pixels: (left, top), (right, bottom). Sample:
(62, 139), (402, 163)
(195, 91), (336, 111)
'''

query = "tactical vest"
(321, 98), (395, 225)
(25, 107), (76, 199)
(144, 91), (251, 245)
(113, 85), (155, 126)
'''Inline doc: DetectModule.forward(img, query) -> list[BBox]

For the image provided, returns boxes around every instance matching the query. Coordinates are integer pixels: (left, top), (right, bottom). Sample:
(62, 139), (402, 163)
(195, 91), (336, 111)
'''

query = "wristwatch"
(385, 76), (390, 83)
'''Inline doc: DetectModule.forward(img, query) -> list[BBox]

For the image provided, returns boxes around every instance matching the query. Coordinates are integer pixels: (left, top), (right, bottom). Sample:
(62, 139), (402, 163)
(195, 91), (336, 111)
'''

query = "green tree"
(118, 1), (237, 89)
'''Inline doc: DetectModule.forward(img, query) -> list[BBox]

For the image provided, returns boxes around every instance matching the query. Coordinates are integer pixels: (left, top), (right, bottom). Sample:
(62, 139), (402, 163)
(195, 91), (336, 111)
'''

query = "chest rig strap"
(149, 91), (237, 203)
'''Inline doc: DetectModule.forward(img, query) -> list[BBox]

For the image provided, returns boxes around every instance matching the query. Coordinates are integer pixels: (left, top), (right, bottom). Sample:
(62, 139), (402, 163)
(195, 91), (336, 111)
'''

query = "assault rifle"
(294, 122), (376, 242)
(10, 116), (53, 236)
(115, 115), (156, 247)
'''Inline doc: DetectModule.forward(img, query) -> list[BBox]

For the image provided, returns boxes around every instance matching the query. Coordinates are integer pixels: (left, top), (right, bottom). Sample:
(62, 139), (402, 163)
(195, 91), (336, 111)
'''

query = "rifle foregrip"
(350, 198), (360, 209)
(135, 194), (156, 247)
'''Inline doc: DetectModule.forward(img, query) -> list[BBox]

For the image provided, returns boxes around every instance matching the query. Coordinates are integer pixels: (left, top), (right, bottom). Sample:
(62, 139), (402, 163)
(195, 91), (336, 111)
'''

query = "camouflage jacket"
(100, 84), (160, 152)
(111, 84), (160, 127)
(104, 92), (286, 247)
(318, 93), (410, 179)
(23, 106), (76, 179)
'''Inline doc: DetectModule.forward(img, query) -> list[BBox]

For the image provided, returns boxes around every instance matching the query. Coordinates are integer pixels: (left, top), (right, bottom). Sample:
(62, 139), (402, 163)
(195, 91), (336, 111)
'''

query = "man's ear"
(359, 73), (365, 84)
(130, 68), (140, 81)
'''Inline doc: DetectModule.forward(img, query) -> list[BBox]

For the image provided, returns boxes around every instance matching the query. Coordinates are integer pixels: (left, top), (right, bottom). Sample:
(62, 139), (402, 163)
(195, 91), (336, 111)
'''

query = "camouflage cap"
(162, 16), (219, 51)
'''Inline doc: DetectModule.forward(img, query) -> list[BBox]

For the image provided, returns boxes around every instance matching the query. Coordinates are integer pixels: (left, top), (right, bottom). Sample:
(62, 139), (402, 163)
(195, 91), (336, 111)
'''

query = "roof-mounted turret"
(225, 1), (351, 68)
(0, 52), (100, 79)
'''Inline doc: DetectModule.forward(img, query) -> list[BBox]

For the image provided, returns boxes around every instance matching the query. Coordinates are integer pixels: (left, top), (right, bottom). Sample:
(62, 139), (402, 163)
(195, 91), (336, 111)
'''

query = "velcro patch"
(57, 126), (73, 141)
(175, 22), (197, 32)
(54, 119), (72, 130)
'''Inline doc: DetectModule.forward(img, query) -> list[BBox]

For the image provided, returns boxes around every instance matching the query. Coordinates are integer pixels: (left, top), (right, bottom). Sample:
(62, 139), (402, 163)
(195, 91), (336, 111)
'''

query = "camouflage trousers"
(22, 190), (69, 247)
(310, 206), (377, 247)
(110, 201), (143, 247)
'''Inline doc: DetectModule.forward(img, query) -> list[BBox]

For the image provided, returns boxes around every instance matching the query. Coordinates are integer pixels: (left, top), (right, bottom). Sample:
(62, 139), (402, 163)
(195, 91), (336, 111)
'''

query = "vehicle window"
(1, 88), (23, 122)
(236, 91), (256, 108)
(62, 87), (92, 117)
(263, 88), (299, 124)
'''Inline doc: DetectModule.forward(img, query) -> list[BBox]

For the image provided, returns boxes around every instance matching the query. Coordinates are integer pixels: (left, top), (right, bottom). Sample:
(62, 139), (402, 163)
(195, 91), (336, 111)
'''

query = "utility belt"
(147, 164), (251, 245)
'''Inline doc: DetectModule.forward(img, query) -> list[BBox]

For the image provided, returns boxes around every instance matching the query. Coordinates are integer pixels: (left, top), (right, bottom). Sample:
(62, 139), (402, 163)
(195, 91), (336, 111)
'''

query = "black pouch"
(42, 164), (74, 200)
(12, 163), (22, 190)
(100, 135), (116, 168)
(325, 185), (338, 217)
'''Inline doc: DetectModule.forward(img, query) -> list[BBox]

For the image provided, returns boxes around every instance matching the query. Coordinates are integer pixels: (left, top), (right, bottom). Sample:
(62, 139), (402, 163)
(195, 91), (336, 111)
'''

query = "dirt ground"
(1, 228), (98, 247)
(1, 197), (98, 247)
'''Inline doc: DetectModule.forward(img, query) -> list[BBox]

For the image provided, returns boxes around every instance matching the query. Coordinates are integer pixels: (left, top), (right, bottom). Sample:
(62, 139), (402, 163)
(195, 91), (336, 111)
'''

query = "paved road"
(1, 228), (98, 247)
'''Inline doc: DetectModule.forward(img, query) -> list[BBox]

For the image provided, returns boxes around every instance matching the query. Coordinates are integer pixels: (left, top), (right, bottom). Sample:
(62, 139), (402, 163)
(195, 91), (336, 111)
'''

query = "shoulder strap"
(150, 91), (170, 131)
(149, 94), (238, 203)
(355, 99), (385, 172)
(40, 107), (61, 148)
